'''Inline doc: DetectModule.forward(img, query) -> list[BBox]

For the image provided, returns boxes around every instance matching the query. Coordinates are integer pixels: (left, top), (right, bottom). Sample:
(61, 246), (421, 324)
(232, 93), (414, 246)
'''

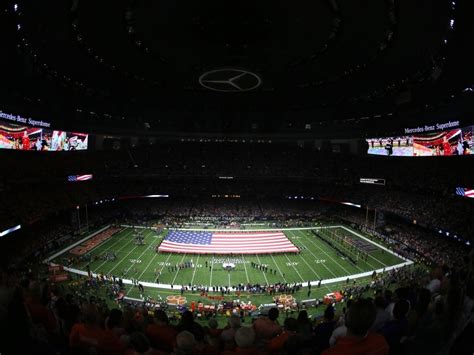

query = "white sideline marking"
(92, 229), (136, 272)
(283, 254), (305, 282)
(190, 254), (200, 285)
(171, 254), (187, 286)
(294, 232), (341, 277)
(270, 254), (287, 283)
(256, 254), (269, 284)
(242, 254), (250, 283)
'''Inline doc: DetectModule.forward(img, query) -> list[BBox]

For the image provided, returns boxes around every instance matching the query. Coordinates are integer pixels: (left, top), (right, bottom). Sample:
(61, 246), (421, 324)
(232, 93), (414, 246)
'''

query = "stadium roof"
(1, 0), (473, 134)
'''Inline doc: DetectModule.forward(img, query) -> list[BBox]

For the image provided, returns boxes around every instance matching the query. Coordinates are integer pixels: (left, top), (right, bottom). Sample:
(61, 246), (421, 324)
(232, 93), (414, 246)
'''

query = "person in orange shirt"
(70, 303), (125, 355)
(267, 317), (298, 353)
(24, 283), (57, 335)
(253, 307), (282, 342)
(146, 309), (177, 352)
(323, 299), (389, 355)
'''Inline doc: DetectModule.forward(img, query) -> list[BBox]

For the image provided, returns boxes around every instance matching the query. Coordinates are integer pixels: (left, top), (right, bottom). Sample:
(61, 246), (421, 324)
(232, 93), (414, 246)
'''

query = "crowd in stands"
(1, 144), (473, 238)
(1, 252), (473, 354)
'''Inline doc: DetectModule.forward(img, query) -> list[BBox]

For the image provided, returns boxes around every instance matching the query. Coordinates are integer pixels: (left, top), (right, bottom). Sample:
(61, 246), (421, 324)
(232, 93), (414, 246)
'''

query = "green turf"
(55, 224), (405, 302)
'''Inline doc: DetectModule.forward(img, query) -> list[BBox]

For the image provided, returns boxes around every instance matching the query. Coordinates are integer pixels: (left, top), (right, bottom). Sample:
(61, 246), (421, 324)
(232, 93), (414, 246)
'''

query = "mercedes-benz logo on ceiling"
(199, 69), (261, 92)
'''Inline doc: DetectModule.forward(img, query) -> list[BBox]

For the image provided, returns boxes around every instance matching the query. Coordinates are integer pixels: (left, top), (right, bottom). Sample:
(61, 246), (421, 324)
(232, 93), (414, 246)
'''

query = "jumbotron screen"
(367, 125), (473, 157)
(0, 122), (88, 151)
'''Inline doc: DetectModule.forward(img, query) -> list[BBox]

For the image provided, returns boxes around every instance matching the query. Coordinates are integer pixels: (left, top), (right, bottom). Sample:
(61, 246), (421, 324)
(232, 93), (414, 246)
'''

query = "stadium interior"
(0, 1), (473, 354)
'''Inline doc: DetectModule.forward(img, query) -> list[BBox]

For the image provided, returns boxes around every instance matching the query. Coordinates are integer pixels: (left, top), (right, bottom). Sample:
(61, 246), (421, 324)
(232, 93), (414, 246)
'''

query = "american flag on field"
(455, 187), (474, 198)
(158, 230), (299, 254)
(67, 174), (93, 182)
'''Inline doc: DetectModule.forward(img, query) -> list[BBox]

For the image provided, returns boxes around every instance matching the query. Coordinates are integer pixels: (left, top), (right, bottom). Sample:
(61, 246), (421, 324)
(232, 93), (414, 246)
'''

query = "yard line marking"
(139, 253), (158, 281)
(92, 229), (136, 273)
(107, 233), (153, 275)
(255, 254), (269, 285)
(190, 254), (200, 285)
(292, 247), (321, 279)
(79, 230), (131, 269)
(340, 226), (389, 268)
(323, 228), (377, 271)
(159, 253), (172, 274)
(209, 257), (214, 288)
(171, 254), (187, 286)
(125, 235), (157, 273)
(270, 254), (287, 283)
(283, 254), (305, 282)
(74, 230), (129, 268)
(305, 230), (356, 275)
(125, 241), (160, 296)
(320, 228), (366, 273)
(288, 232), (335, 293)
(290, 230), (340, 278)
(132, 236), (160, 280)
(242, 254), (250, 283)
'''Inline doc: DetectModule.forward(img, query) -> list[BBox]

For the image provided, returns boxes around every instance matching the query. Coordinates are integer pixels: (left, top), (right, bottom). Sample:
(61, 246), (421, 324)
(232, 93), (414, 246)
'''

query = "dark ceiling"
(1, 0), (473, 134)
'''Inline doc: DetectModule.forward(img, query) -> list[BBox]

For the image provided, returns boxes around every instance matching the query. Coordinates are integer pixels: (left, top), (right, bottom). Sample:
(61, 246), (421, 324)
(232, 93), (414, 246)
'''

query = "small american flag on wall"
(67, 174), (93, 182)
(455, 187), (474, 198)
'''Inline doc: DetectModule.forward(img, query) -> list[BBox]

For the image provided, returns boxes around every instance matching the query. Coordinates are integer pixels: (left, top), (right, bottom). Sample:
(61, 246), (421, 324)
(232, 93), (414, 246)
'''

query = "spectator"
(371, 296), (391, 332)
(175, 310), (204, 340)
(322, 299), (389, 355)
(128, 331), (152, 355)
(146, 309), (177, 352)
(296, 310), (312, 341)
(174, 330), (196, 355)
(221, 314), (242, 345)
(70, 303), (125, 354)
(207, 317), (222, 339)
(222, 326), (258, 355)
(379, 300), (410, 355)
(267, 317), (298, 353)
(253, 307), (282, 341)
(313, 305), (337, 353)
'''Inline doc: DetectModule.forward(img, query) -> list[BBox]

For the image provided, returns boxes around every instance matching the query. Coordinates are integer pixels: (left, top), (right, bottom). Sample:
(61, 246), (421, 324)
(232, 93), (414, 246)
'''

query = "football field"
(52, 224), (409, 301)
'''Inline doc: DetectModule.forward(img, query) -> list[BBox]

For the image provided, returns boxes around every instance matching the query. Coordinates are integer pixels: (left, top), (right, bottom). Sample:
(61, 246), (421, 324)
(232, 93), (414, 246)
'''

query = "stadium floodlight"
(0, 224), (21, 238)
(13, 4), (18, 11)
(341, 202), (362, 208)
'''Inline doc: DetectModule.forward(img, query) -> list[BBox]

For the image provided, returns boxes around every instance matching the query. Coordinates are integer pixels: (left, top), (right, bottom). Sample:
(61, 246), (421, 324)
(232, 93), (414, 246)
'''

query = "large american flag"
(456, 187), (474, 198)
(158, 230), (299, 254)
